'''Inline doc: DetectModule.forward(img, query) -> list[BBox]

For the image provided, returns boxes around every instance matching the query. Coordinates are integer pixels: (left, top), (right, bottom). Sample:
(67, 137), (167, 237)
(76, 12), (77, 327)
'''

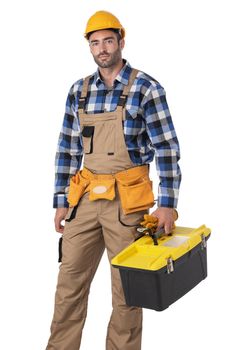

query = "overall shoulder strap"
(123, 68), (139, 96)
(78, 75), (92, 113)
(117, 68), (139, 108)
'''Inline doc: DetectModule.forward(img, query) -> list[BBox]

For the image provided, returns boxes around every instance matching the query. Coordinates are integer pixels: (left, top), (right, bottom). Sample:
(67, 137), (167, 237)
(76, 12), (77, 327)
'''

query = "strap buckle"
(118, 94), (127, 107)
(78, 97), (86, 110)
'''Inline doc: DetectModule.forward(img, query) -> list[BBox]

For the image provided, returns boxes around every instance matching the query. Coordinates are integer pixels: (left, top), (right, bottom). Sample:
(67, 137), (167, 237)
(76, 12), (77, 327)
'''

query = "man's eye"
(106, 40), (113, 44)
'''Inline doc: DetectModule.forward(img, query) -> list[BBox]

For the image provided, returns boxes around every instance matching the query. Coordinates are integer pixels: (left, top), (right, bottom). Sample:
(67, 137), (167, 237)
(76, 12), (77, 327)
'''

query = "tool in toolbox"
(136, 226), (167, 245)
(111, 214), (211, 311)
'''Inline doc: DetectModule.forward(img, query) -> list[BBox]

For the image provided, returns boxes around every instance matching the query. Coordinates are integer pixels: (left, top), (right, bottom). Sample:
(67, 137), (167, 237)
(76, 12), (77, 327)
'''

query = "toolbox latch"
(167, 257), (174, 274)
(201, 234), (207, 250)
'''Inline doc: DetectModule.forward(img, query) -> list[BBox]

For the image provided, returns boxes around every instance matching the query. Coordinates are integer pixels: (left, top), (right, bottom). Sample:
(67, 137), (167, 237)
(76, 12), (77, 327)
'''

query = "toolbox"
(111, 225), (211, 311)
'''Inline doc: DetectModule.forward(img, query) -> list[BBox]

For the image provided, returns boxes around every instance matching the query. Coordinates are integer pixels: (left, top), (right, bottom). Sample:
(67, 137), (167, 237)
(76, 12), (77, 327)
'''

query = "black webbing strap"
(58, 236), (63, 262)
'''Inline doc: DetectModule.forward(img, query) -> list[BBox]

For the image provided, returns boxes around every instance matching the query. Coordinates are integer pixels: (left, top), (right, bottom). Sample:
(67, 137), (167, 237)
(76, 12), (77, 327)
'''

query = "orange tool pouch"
(89, 178), (116, 201)
(67, 171), (90, 207)
(115, 166), (154, 214)
(67, 165), (154, 214)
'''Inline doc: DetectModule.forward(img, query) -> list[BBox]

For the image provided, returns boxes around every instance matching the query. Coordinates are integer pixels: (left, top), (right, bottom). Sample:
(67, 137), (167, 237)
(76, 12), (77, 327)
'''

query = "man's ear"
(120, 38), (125, 50)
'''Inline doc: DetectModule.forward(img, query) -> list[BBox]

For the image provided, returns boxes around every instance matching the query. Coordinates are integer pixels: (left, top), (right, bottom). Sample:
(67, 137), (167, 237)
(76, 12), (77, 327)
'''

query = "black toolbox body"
(112, 226), (211, 311)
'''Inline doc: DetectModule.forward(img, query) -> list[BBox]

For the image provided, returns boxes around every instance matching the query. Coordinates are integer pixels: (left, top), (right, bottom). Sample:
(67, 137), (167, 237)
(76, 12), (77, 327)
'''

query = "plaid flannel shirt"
(54, 60), (181, 208)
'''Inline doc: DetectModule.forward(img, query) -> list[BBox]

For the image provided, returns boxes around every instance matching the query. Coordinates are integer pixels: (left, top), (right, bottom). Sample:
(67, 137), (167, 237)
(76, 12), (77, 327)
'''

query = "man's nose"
(99, 41), (107, 52)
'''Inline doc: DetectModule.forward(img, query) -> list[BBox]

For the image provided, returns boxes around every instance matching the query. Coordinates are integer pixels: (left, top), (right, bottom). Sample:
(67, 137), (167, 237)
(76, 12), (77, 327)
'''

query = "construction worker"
(46, 10), (181, 350)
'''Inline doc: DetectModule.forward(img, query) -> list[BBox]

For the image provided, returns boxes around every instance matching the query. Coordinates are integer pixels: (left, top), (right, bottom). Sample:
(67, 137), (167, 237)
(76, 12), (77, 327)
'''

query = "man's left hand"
(150, 207), (177, 235)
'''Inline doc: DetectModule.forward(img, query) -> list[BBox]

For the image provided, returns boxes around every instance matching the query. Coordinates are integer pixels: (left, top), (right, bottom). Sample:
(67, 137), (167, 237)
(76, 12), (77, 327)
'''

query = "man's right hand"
(54, 208), (69, 233)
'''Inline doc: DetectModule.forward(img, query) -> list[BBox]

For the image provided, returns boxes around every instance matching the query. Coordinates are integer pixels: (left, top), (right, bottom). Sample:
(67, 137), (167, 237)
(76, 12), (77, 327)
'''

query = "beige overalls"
(46, 69), (153, 350)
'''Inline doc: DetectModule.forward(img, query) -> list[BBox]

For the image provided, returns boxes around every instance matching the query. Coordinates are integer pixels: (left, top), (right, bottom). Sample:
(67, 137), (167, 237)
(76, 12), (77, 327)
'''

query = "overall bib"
(46, 69), (152, 350)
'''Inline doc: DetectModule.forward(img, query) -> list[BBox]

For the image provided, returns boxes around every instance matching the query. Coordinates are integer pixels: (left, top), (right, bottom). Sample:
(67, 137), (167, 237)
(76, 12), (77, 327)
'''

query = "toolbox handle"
(150, 227), (168, 245)
(136, 226), (171, 245)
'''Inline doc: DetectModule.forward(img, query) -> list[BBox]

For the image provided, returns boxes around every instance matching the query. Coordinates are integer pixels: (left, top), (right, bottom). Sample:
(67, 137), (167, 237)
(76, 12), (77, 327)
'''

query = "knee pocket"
(111, 306), (142, 330)
(53, 300), (87, 322)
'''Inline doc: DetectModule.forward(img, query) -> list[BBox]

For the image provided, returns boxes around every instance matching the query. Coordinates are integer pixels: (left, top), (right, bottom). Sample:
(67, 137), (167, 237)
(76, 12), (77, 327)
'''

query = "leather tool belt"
(67, 165), (155, 214)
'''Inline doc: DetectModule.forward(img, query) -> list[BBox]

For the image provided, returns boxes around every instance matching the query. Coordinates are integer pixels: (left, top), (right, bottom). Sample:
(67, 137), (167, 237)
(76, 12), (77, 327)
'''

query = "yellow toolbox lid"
(111, 225), (211, 271)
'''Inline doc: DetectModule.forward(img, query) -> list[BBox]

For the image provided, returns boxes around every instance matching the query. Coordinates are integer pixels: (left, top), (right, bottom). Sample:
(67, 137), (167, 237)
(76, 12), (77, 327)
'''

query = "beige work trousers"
(46, 189), (148, 350)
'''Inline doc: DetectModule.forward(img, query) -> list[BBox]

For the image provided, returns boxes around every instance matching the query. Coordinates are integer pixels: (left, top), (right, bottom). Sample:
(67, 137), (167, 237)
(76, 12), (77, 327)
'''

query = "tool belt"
(67, 165), (154, 214)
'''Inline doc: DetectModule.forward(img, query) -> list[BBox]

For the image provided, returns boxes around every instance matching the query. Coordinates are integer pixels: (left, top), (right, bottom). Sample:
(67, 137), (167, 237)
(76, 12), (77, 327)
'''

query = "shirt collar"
(93, 59), (132, 88)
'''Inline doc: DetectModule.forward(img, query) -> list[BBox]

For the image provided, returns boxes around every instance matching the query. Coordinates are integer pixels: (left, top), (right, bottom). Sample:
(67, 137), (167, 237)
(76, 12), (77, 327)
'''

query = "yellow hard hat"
(84, 10), (125, 39)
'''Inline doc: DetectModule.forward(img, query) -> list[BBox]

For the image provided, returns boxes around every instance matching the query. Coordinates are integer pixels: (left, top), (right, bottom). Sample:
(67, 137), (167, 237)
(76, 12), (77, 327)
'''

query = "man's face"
(89, 29), (124, 68)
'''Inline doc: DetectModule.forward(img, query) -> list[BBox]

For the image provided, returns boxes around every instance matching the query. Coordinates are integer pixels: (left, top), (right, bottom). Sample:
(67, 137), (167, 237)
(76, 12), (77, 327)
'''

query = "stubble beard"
(93, 46), (122, 69)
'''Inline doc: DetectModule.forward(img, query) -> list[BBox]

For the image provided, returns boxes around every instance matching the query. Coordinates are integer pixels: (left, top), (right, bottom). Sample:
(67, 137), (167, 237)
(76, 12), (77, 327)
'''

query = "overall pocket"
(118, 205), (148, 227)
(93, 120), (115, 154)
(81, 125), (95, 154)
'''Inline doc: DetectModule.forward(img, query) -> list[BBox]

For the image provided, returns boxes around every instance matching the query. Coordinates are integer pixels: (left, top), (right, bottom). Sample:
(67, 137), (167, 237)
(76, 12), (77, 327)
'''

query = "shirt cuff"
(53, 193), (69, 208)
(157, 188), (179, 208)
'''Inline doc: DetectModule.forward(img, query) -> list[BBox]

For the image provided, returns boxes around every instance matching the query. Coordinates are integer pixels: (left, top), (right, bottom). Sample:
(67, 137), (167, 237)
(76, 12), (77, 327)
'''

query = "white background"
(0, 0), (232, 349)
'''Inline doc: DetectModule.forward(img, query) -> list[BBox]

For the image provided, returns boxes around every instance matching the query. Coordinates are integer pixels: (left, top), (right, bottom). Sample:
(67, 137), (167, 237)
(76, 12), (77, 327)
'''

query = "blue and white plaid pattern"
(54, 61), (181, 208)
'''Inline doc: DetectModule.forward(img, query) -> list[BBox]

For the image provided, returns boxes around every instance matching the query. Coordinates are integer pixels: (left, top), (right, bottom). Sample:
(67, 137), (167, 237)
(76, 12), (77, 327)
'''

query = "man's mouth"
(99, 54), (110, 59)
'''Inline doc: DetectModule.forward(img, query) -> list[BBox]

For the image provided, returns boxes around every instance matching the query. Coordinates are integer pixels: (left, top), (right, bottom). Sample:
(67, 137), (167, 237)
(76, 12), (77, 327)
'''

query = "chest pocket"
(125, 107), (139, 120)
(81, 118), (116, 155)
(125, 107), (146, 137)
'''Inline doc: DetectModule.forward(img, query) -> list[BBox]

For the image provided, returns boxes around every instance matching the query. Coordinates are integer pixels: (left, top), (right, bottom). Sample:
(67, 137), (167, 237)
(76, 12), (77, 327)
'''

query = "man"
(46, 10), (181, 350)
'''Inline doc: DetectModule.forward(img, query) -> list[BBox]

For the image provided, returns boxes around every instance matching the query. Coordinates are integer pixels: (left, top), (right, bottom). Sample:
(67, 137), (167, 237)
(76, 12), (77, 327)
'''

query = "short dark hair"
(87, 28), (122, 42)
